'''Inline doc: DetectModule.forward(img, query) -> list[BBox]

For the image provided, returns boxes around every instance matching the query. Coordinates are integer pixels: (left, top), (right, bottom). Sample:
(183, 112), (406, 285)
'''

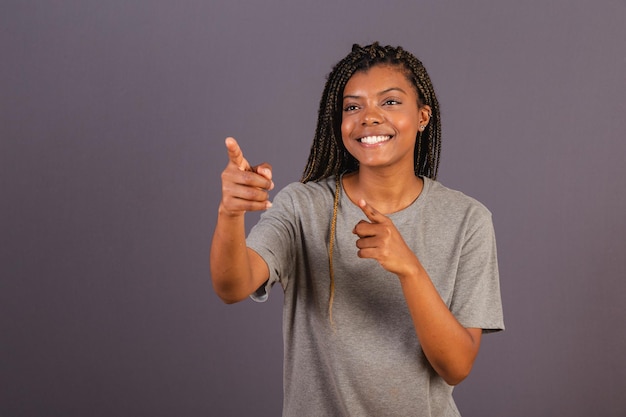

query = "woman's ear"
(418, 104), (433, 125)
(418, 105), (432, 131)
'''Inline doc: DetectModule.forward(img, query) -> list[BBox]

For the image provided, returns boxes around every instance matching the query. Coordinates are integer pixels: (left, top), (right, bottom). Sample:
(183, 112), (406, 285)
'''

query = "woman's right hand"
(219, 137), (274, 217)
(211, 137), (273, 303)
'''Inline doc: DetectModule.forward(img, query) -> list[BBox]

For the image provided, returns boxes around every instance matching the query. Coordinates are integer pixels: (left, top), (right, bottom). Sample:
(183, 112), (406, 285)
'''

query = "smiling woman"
(302, 43), (442, 183)
(210, 43), (504, 417)
(340, 65), (429, 184)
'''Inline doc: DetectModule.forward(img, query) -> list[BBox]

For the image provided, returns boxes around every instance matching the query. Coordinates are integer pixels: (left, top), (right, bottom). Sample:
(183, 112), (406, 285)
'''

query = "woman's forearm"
(398, 266), (482, 386)
(210, 206), (266, 304)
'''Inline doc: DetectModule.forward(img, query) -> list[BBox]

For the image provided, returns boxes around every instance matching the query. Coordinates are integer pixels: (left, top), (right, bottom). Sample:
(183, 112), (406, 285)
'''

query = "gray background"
(2, 1), (625, 416)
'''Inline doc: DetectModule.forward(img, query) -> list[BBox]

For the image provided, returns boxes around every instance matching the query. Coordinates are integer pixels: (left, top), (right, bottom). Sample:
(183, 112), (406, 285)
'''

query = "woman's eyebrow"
(343, 87), (408, 100)
(378, 87), (407, 96)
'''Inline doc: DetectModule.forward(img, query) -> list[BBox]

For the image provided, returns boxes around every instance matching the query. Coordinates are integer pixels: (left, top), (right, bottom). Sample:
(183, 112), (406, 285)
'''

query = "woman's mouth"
(358, 135), (392, 144)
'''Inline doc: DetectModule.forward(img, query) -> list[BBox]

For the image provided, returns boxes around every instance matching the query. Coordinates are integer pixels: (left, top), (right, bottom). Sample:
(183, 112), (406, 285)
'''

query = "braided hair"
(301, 42), (442, 183)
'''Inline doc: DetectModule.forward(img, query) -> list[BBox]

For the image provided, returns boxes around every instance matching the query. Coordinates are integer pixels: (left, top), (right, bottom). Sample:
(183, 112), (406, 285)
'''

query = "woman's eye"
(343, 105), (358, 112)
(384, 99), (400, 105)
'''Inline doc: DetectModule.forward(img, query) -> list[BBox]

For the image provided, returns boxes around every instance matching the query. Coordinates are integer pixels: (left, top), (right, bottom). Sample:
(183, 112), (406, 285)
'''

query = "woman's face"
(340, 64), (430, 173)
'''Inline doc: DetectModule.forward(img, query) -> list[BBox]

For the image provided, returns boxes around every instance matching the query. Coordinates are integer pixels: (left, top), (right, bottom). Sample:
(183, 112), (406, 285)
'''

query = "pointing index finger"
(225, 137), (251, 171)
(358, 199), (385, 223)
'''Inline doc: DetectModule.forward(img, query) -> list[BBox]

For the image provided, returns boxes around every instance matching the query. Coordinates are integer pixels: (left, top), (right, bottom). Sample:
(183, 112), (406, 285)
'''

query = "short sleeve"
(246, 185), (299, 302)
(450, 207), (504, 332)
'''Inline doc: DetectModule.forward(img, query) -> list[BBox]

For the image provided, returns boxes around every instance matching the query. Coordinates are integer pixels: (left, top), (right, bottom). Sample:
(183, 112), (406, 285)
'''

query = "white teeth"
(359, 135), (391, 144)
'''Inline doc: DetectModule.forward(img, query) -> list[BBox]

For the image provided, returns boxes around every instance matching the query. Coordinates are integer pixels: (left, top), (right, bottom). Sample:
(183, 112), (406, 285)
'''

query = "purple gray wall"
(2, 1), (625, 416)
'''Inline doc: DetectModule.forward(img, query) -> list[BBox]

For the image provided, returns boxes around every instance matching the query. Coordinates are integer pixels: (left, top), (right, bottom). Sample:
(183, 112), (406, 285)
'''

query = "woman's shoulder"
(273, 176), (337, 207)
(423, 177), (492, 218)
(279, 176), (336, 195)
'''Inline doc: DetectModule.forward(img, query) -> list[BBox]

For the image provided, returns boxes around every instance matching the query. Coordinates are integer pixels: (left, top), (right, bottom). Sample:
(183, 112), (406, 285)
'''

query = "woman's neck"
(342, 168), (424, 215)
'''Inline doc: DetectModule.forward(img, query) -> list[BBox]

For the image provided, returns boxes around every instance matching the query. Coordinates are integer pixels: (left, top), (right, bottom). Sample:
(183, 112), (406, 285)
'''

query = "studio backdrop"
(1, 1), (625, 416)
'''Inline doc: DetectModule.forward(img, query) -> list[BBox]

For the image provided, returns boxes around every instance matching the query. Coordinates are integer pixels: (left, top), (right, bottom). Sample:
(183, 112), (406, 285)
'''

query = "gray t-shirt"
(247, 176), (504, 417)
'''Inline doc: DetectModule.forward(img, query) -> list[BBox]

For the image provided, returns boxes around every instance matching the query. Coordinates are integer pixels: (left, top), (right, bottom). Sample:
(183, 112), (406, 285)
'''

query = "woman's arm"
(353, 199), (481, 385)
(397, 270), (482, 385)
(210, 137), (273, 304)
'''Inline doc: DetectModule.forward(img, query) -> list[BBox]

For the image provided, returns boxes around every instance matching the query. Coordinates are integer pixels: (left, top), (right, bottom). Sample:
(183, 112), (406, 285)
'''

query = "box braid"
(299, 43), (443, 324)
(301, 42), (442, 183)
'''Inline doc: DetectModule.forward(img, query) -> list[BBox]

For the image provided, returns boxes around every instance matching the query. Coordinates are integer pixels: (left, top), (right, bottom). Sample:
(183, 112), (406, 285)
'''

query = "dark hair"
(301, 42), (442, 182)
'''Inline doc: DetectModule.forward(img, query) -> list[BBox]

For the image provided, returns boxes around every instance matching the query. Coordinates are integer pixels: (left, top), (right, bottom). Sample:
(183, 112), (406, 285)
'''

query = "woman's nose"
(361, 106), (383, 125)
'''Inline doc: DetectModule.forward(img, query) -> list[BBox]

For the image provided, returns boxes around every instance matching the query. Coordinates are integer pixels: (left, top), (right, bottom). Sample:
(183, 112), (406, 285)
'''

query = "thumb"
(253, 162), (274, 190)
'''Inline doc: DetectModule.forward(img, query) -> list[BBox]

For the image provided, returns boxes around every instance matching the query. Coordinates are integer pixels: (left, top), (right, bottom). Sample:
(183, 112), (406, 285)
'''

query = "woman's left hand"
(352, 199), (420, 278)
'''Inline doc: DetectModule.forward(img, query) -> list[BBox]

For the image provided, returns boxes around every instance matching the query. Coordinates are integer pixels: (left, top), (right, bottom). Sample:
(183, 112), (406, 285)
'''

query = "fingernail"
(266, 201), (273, 209)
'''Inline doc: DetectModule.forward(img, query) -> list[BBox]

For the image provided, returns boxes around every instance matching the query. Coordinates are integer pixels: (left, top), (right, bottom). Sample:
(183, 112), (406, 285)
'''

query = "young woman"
(211, 43), (504, 416)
